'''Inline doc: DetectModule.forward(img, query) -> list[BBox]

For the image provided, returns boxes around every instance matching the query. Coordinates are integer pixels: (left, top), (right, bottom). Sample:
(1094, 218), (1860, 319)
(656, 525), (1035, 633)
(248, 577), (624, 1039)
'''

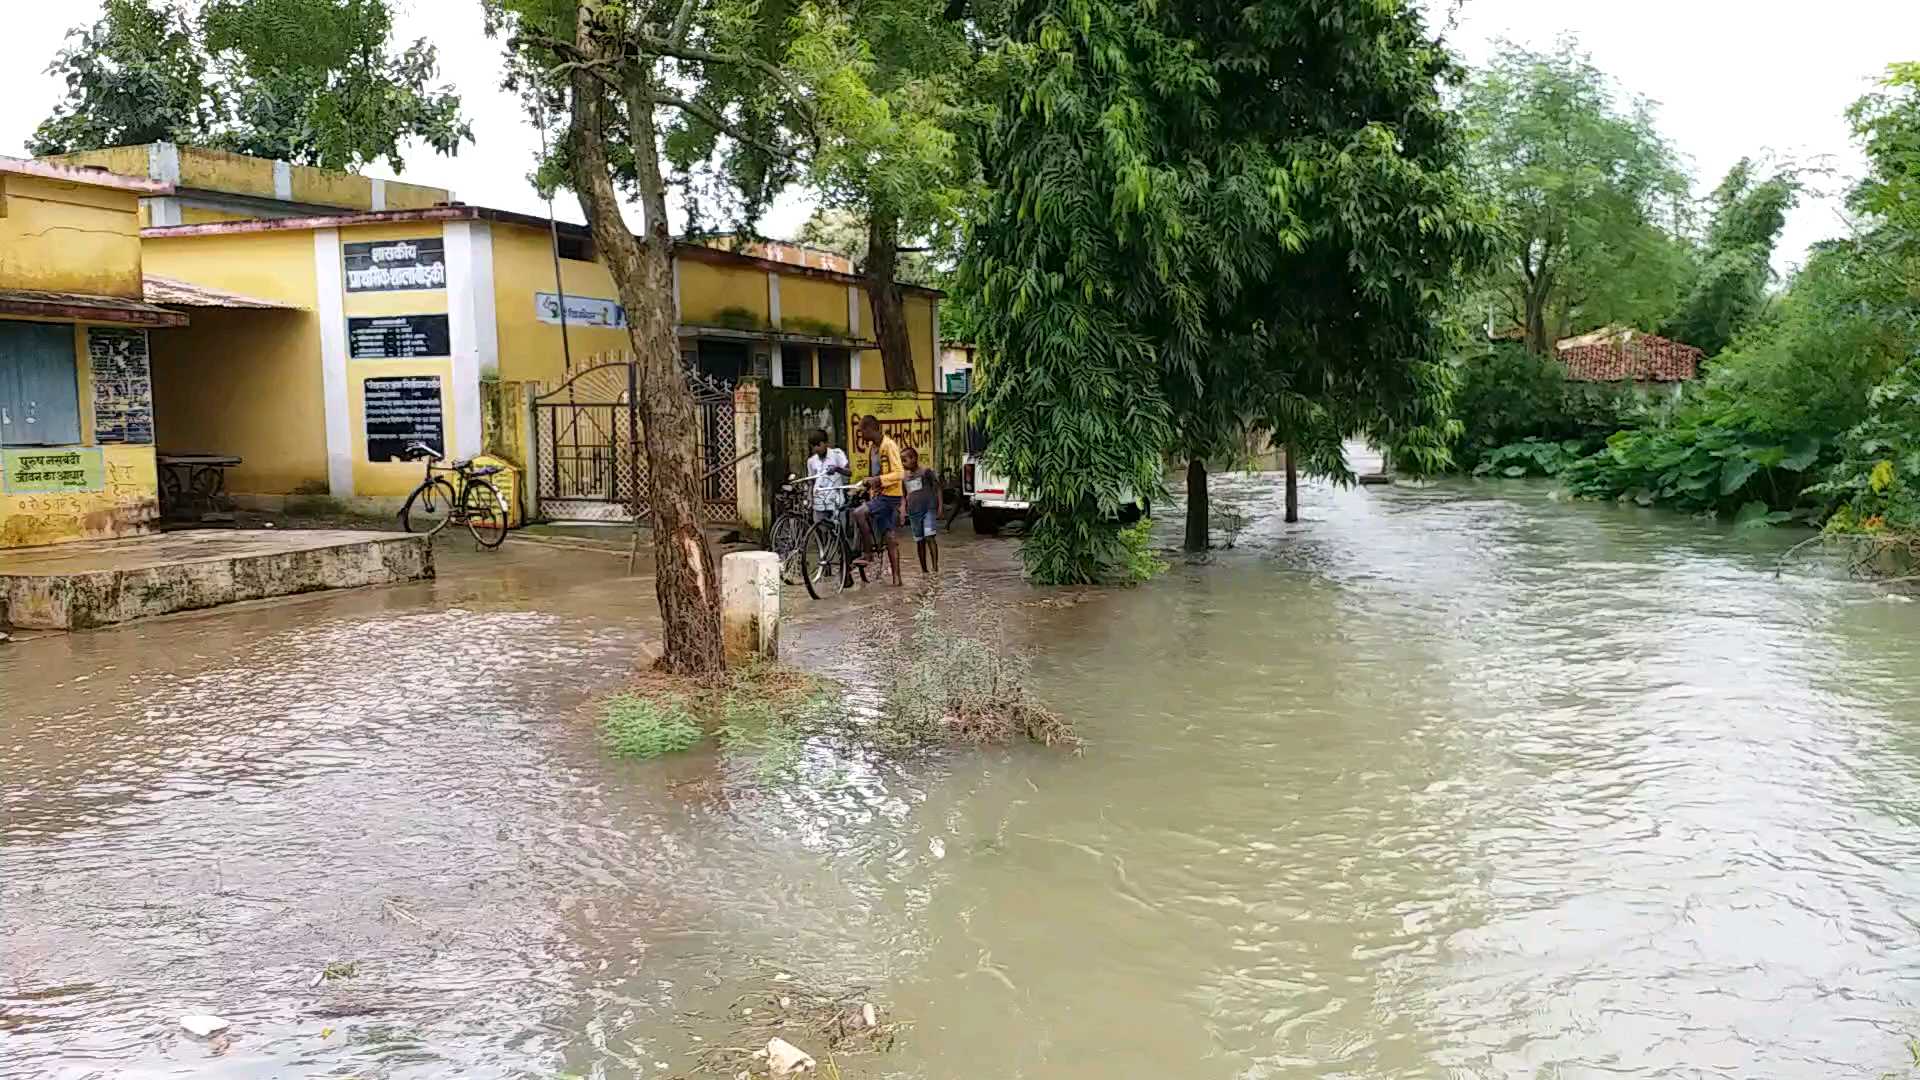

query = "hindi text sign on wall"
(347, 314), (451, 360)
(87, 328), (154, 444)
(536, 292), (628, 328)
(343, 237), (447, 292)
(363, 376), (445, 462)
(2, 448), (105, 493)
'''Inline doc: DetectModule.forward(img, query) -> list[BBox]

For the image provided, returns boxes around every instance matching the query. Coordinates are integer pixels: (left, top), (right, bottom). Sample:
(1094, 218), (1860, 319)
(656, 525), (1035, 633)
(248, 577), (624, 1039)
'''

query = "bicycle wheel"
(463, 480), (509, 548)
(801, 520), (840, 600)
(771, 512), (808, 585)
(400, 477), (458, 536)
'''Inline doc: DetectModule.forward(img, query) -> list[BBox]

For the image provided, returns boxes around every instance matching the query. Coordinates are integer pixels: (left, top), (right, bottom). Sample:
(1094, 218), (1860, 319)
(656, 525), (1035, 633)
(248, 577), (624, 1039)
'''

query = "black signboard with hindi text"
(363, 375), (445, 462)
(347, 314), (451, 360)
(343, 237), (447, 292)
(87, 328), (154, 444)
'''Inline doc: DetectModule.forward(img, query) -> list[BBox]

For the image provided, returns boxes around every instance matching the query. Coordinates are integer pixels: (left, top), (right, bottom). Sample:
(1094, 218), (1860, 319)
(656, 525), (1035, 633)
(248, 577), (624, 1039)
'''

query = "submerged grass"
(599, 693), (704, 759)
(594, 597), (1076, 774)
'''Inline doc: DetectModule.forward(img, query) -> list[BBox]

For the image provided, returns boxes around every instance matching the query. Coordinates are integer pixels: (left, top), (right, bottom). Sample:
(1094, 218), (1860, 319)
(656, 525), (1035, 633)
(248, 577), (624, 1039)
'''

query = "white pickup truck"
(960, 441), (1147, 535)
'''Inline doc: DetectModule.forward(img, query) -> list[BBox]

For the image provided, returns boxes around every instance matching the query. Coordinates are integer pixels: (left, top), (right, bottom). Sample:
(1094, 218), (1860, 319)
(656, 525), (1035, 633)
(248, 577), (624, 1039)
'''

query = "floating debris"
(178, 1014), (230, 1038)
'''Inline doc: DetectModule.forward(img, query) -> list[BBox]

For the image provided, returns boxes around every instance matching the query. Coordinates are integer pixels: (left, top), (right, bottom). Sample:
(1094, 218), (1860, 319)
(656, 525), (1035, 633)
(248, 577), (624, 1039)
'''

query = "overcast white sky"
(5, 0), (1917, 270)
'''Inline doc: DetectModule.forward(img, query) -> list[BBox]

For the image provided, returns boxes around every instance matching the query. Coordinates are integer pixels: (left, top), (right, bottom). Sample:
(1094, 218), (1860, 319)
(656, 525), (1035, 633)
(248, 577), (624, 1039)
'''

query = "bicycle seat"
(470, 465), (502, 477)
(451, 458), (473, 470)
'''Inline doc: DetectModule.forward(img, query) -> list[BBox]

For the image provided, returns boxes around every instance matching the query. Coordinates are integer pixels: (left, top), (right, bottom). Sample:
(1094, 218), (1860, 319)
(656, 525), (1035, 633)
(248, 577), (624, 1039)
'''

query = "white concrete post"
(721, 551), (780, 665)
(734, 379), (765, 532)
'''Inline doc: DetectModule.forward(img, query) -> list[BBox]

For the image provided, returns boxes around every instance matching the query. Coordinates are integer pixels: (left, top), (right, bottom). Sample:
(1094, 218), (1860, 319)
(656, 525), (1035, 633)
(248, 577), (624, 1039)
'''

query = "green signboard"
(2, 447), (105, 493)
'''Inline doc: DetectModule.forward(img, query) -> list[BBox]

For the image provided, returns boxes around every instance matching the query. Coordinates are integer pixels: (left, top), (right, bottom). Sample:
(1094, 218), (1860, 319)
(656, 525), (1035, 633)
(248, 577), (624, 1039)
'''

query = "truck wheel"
(973, 507), (1003, 535)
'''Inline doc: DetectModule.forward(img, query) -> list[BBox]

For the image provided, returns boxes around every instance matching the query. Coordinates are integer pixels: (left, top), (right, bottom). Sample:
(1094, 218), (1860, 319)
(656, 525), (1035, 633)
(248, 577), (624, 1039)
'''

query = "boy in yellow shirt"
(858, 415), (905, 586)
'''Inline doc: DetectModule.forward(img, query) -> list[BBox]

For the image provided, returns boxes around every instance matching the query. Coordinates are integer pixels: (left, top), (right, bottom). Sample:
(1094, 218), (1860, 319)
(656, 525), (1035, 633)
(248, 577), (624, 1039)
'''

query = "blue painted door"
(0, 320), (82, 446)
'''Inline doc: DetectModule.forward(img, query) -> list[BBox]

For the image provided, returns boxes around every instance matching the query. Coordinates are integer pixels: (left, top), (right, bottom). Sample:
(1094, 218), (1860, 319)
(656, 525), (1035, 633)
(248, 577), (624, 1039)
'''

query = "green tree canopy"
(1661, 159), (1800, 357)
(1461, 39), (1693, 354)
(31, 0), (470, 173)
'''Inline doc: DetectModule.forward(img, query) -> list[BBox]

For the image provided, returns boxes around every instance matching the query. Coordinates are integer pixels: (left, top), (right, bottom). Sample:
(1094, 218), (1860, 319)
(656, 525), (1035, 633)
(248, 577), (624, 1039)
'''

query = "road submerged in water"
(5, 473), (1920, 1079)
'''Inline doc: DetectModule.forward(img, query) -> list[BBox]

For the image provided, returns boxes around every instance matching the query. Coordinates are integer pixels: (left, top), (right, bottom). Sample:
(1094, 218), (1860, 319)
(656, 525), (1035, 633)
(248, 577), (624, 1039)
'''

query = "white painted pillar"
(443, 221), (497, 460)
(313, 228), (353, 497)
(721, 551), (780, 665)
(768, 270), (785, 386)
(272, 160), (293, 201)
(370, 178), (387, 211)
(847, 285), (864, 390)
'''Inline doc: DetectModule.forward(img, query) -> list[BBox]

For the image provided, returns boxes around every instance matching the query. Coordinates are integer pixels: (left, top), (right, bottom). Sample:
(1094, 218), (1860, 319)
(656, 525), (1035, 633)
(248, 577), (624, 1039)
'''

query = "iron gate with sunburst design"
(532, 360), (737, 523)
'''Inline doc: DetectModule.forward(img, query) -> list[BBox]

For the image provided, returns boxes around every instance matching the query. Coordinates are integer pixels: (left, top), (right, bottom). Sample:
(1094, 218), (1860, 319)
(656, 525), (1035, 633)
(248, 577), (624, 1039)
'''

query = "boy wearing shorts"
(902, 446), (941, 575)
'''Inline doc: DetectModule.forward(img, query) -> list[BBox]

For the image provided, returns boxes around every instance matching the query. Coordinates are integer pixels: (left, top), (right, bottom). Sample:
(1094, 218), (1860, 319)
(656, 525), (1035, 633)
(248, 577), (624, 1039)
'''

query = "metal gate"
(532, 361), (737, 523)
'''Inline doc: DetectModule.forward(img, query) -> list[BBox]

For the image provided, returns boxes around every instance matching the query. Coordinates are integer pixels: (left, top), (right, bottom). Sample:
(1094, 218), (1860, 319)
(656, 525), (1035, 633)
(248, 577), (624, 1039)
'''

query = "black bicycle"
(398, 442), (509, 548)
(799, 485), (871, 599)
(770, 476), (817, 586)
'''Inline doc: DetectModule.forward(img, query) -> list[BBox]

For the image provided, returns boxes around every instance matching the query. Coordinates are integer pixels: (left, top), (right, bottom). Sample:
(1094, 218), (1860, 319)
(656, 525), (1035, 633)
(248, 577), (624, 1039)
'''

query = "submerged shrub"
(863, 602), (1076, 749)
(599, 693), (703, 759)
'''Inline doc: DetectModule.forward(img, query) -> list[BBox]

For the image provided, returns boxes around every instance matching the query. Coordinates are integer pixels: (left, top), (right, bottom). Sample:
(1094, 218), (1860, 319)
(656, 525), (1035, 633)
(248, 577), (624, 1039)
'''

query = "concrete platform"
(0, 530), (433, 630)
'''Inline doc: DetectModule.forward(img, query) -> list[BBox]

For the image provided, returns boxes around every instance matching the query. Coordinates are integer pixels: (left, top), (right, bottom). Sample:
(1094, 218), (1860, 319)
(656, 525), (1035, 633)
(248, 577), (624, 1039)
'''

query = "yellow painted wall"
(348, 358), (455, 496)
(143, 230), (320, 308)
(491, 223), (632, 385)
(37, 145), (152, 180)
(338, 223), (455, 497)
(383, 182), (448, 210)
(779, 276), (849, 335)
(0, 321), (159, 548)
(0, 176), (144, 298)
(179, 204), (262, 225)
(149, 308), (327, 494)
(177, 147), (278, 199)
(852, 292), (937, 392)
(291, 165), (372, 209)
(679, 260), (769, 327)
(0, 444), (158, 548)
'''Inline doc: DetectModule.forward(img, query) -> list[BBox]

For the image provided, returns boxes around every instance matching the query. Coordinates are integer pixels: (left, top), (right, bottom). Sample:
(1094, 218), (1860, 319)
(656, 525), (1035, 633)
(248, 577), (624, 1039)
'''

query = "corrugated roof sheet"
(0, 288), (188, 328)
(144, 275), (300, 310)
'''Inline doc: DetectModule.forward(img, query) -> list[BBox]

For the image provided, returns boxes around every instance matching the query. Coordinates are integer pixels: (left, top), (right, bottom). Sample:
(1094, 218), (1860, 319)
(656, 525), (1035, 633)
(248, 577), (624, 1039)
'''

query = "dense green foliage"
(1461, 40), (1693, 355)
(1452, 343), (1634, 470)
(1661, 160), (1800, 358)
(965, 0), (1486, 580)
(32, 0), (470, 171)
(1563, 65), (1920, 528)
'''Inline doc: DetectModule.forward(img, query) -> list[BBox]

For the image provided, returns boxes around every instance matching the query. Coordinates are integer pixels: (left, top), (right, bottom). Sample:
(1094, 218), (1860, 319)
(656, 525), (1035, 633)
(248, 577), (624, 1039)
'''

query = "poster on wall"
(343, 238), (447, 292)
(363, 376), (444, 462)
(348, 314), (451, 359)
(1, 447), (105, 493)
(846, 392), (933, 482)
(87, 328), (154, 444)
(536, 293), (627, 328)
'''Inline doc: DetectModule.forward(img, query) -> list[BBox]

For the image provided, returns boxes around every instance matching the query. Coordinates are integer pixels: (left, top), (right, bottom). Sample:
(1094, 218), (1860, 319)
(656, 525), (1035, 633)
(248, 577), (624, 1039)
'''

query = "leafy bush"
(1451, 343), (1634, 470)
(1812, 361), (1920, 534)
(865, 602), (1076, 749)
(1562, 242), (1915, 519)
(1472, 437), (1590, 478)
(600, 693), (704, 758)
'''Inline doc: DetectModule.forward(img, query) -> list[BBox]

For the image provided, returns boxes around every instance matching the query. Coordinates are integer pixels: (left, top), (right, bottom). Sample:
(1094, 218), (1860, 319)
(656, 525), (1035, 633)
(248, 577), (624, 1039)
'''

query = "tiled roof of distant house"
(1556, 328), (1703, 383)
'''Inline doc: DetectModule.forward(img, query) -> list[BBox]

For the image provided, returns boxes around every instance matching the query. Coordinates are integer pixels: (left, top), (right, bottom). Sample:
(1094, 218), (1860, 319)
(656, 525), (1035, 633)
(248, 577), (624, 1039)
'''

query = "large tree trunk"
(1284, 443), (1299, 523)
(1184, 457), (1208, 552)
(571, 6), (723, 675)
(865, 208), (917, 391)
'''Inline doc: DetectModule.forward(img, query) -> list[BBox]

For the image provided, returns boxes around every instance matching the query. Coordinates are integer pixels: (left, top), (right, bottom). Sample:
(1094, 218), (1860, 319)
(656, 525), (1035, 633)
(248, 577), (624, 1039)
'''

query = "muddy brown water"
(6, 475), (1920, 1078)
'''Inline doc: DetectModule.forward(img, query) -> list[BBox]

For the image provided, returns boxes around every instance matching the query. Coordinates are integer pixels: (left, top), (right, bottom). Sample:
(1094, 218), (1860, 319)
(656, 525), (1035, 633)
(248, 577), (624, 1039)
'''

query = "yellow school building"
(34, 143), (944, 510)
(0, 157), (185, 549)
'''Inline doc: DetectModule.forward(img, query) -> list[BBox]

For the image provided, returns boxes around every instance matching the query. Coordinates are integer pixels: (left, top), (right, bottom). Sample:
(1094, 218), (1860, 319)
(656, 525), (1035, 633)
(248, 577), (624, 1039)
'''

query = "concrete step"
(0, 530), (433, 630)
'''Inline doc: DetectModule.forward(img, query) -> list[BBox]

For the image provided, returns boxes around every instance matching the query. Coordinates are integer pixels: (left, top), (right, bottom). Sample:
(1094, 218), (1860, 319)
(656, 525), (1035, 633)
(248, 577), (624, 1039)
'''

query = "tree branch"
(635, 33), (816, 133)
(668, 0), (699, 47)
(652, 92), (800, 163)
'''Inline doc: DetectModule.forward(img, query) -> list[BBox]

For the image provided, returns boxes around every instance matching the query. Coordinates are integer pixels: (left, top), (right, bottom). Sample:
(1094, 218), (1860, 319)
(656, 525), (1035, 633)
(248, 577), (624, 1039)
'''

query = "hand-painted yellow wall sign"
(2, 448), (105, 493)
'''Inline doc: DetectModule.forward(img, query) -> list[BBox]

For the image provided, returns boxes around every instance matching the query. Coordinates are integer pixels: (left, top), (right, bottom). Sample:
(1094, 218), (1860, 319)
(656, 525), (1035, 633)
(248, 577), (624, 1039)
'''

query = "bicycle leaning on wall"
(397, 442), (509, 549)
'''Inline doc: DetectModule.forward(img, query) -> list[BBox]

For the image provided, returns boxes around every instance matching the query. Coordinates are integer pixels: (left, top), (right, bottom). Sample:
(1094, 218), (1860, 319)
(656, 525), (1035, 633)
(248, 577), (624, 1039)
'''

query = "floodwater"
(6, 475), (1920, 1079)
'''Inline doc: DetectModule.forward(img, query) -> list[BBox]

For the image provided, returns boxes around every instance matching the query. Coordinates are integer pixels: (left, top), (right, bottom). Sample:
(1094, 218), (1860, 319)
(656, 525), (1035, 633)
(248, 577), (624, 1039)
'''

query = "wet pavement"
(5, 480), (1920, 1078)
